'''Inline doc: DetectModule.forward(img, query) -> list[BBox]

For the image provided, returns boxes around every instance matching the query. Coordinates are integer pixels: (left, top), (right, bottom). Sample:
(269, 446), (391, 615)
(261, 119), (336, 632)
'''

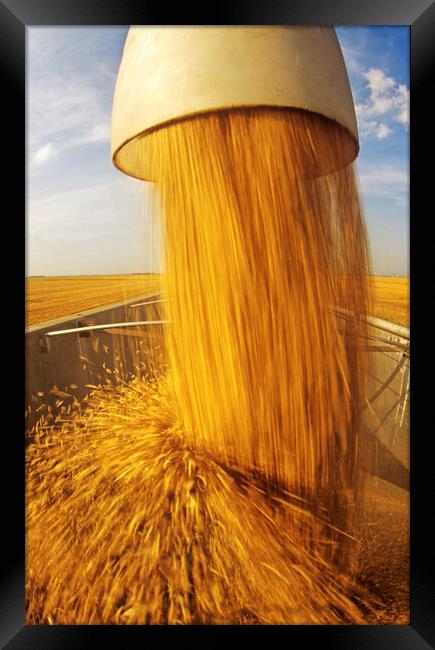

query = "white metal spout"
(111, 26), (359, 181)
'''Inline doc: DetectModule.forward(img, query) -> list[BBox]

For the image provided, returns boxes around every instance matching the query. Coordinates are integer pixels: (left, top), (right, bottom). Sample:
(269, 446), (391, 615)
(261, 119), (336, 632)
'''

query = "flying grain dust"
(26, 108), (373, 624)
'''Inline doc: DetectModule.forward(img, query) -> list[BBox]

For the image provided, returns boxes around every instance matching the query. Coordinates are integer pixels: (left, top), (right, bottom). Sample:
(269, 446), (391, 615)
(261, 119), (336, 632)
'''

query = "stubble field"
(25, 274), (409, 327)
(25, 275), (162, 327)
(368, 276), (409, 327)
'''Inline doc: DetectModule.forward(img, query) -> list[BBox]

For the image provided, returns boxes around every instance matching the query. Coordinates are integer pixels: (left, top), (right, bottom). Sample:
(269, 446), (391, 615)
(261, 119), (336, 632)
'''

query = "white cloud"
(27, 28), (117, 169)
(32, 142), (58, 164)
(28, 75), (111, 165)
(363, 68), (395, 97)
(376, 124), (392, 140)
(355, 68), (409, 140)
(357, 163), (408, 206)
(395, 84), (410, 125)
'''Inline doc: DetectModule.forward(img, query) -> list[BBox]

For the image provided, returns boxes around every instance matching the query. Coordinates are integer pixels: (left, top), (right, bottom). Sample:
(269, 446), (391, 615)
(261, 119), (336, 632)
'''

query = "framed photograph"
(2, 1), (433, 647)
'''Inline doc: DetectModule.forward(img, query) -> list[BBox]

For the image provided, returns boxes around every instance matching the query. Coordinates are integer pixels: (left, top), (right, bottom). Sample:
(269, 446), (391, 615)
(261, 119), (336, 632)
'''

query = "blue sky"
(27, 26), (409, 277)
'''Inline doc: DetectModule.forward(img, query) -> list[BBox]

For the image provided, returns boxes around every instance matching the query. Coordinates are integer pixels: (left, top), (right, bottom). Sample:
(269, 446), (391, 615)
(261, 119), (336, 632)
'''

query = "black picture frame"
(3, 1), (434, 647)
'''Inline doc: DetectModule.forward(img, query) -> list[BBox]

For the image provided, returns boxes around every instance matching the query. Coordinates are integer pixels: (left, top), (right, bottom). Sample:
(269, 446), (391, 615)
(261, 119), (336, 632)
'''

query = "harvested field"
(369, 277), (409, 327)
(26, 274), (162, 326)
(25, 274), (409, 328)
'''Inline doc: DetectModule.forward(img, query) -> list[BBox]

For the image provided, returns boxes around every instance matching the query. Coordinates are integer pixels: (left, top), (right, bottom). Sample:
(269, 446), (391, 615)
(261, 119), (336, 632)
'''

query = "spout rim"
(112, 105), (360, 183)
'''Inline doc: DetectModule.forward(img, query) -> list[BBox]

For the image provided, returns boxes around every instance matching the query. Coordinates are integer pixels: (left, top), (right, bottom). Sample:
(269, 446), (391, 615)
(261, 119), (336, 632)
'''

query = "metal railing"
(44, 320), (170, 337)
(129, 298), (167, 309)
